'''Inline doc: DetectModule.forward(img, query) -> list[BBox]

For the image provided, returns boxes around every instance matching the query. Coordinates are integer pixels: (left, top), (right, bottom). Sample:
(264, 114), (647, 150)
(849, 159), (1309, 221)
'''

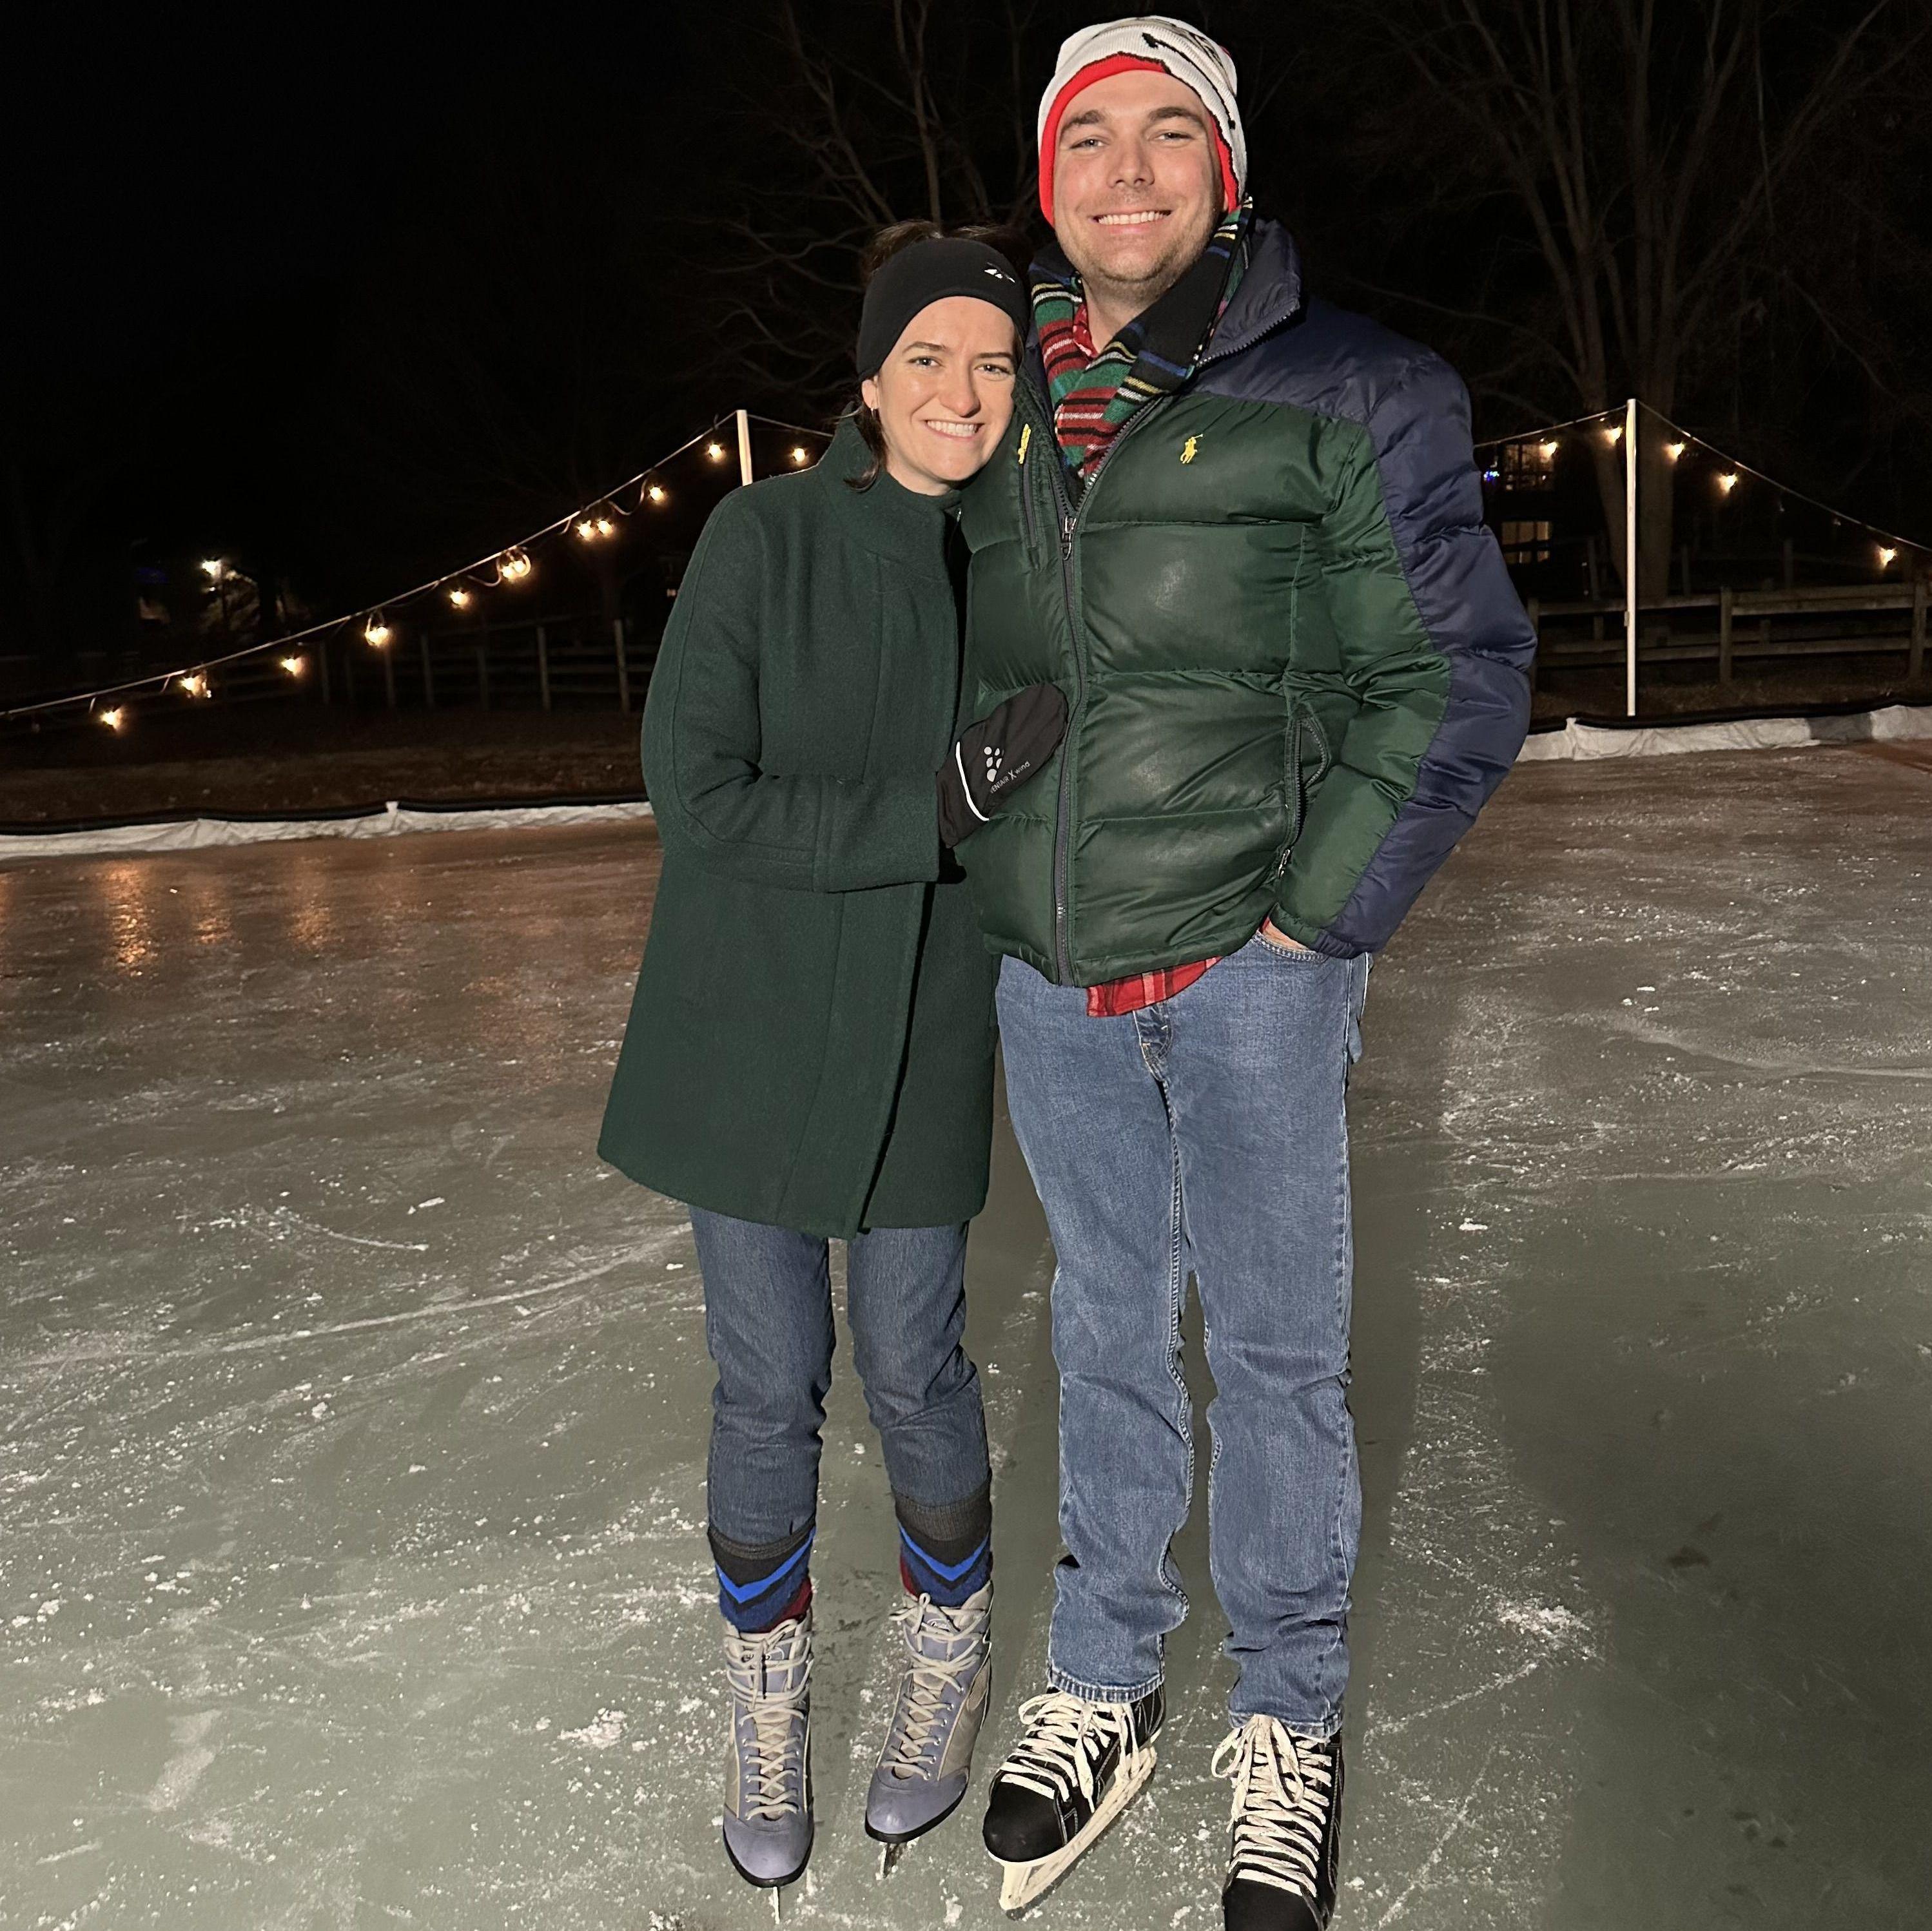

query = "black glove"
(937, 682), (1069, 849)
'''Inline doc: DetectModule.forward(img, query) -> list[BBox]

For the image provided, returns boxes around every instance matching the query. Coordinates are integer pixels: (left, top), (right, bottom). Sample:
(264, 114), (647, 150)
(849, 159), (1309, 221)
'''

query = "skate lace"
(1000, 1693), (1140, 1809)
(1211, 1716), (1334, 1899)
(879, 1594), (984, 1780)
(725, 1627), (812, 1821)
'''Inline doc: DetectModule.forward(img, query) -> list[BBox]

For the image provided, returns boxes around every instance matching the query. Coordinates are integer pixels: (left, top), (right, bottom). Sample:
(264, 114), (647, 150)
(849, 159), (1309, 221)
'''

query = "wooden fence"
(1524, 579), (1928, 691)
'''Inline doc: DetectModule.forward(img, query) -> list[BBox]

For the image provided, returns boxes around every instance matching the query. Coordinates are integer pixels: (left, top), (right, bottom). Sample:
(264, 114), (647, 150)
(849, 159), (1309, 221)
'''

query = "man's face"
(1051, 68), (1224, 315)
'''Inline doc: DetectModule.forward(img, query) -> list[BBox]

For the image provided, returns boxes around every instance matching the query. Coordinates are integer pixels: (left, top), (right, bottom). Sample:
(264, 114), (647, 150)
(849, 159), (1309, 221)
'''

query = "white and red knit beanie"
(1035, 15), (1246, 224)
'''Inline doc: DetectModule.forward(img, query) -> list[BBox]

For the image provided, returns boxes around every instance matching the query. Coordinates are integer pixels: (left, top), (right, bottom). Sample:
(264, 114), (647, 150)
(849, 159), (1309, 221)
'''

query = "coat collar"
(1027, 215), (1304, 377)
(817, 414), (959, 578)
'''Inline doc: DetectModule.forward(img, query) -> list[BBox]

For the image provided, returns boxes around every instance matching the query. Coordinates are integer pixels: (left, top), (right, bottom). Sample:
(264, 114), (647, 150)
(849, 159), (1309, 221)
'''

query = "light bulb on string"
(201, 559), (225, 582)
(447, 586), (473, 609)
(1666, 441), (1686, 461)
(645, 483), (668, 505)
(99, 706), (126, 731)
(1717, 472), (1739, 495)
(1878, 545), (1898, 569)
(498, 547), (533, 583)
(1602, 422), (1623, 447)
(706, 441), (728, 462)
(176, 671), (210, 699)
(576, 518), (597, 541)
(790, 446), (810, 467)
(595, 514), (615, 537)
(279, 655), (306, 678)
(365, 615), (393, 648)
(1539, 440), (1559, 461)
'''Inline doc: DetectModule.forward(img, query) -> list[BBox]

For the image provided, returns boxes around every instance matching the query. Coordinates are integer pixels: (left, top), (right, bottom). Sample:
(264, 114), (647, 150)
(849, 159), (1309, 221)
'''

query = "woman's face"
(861, 295), (1019, 496)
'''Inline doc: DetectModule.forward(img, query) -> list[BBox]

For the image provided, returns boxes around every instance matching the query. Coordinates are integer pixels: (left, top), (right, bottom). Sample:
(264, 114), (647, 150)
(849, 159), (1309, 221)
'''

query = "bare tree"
(697, 0), (1062, 409)
(1299, 0), (1931, 594)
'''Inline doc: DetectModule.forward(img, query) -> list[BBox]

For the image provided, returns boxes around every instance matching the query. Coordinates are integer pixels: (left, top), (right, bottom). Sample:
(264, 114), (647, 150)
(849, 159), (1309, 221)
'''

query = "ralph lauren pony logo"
(1181, 435), (1202, 465)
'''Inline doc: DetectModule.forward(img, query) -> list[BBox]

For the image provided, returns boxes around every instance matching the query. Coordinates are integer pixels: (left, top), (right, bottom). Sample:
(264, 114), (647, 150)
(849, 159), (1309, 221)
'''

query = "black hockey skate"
(981, 1684), (1163, 1914)
(1213, 1716), (1343, 1930)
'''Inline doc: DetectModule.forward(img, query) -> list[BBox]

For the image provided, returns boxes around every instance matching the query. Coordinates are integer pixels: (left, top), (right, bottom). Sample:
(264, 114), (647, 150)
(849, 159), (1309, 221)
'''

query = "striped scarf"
(1034, 208), (1247, 481)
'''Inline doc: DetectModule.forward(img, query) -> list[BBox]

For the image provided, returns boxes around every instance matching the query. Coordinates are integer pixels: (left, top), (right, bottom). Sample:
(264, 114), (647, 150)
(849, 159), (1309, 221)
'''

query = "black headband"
(856, 238), (1031, 380)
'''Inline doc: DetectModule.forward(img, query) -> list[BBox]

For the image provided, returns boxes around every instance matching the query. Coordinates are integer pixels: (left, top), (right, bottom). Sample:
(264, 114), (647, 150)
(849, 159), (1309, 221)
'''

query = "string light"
(1717, 472), (1739, 494)
(790, 446), (810, 466)
(3, 412), (744, 735)
(1539, 440), (1559, 460)
(1878, 545), (1898, 568)
(1602, 423), (1623, 447)
(1666, 440), (1686, 461)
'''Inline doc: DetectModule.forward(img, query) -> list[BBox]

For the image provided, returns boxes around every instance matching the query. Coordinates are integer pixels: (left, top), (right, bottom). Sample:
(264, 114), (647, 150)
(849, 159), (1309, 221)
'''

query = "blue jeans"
(996, 932), (1371, 1734)
(690, 1210), (992, 1616)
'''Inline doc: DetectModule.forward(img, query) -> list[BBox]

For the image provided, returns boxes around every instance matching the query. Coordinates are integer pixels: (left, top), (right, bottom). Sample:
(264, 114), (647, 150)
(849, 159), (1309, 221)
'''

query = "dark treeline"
(6, 1), (1929, 680)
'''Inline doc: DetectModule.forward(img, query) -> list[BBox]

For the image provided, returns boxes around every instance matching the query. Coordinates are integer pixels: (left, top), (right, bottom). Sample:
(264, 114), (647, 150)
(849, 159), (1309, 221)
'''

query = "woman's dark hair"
(846, 219), (1033, 491)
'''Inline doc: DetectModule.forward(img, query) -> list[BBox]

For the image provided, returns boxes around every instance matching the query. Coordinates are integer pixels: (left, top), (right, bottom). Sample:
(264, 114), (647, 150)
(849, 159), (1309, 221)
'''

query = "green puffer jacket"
(957, 220), (1536, 978)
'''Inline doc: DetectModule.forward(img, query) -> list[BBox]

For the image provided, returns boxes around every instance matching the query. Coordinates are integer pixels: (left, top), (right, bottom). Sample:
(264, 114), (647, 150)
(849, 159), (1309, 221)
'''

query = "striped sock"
(710, 1523), (815, 1634)
(895, 1486), (991, 1607)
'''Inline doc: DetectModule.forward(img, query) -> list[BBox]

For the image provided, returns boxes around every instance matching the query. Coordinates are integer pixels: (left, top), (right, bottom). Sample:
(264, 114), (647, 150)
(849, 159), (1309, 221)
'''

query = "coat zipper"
(1033, 387), (1165, 982)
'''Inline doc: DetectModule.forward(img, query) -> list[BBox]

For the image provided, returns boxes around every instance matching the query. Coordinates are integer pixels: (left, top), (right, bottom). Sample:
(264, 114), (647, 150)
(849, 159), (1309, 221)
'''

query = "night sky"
(7, 5), (1928, 688)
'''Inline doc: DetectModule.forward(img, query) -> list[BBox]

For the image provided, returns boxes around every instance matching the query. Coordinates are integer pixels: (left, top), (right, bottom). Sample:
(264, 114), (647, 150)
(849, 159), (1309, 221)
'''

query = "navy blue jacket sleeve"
(1275, 353), (1535, 955)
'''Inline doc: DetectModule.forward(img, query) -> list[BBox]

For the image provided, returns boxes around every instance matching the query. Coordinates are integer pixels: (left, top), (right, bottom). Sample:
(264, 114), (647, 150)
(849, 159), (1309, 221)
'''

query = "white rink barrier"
(0, 798), (654, 864)
(1519, 701), (1932, 762)
(3, 699), (1929, 864)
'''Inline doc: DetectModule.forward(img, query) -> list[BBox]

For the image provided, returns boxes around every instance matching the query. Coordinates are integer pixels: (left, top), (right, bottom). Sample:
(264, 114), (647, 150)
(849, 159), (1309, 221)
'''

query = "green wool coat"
(597, 419), (998, 1239)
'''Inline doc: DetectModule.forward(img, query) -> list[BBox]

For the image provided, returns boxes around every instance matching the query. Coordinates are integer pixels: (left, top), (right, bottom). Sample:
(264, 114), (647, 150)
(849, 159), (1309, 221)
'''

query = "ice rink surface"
(3, 742), (1929, 1930)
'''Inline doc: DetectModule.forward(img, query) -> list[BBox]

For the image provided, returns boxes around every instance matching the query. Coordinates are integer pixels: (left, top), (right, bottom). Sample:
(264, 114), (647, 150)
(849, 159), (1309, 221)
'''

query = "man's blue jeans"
(996, 931), (1370, 1734)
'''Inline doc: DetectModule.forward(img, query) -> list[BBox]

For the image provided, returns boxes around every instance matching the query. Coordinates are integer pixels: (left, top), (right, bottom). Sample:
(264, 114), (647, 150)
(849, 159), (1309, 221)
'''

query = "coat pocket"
(1266, 694), (1332, 886)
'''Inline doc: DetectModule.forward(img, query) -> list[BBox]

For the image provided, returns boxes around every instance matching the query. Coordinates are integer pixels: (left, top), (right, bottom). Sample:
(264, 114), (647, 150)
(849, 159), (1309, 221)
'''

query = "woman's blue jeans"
(995, 930), (1371, 1735)
(690, 1210), (991, 1564)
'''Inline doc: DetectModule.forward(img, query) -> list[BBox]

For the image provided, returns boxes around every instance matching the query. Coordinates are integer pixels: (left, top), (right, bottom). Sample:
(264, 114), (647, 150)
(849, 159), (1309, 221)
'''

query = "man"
(954, 17), (1536, 1927)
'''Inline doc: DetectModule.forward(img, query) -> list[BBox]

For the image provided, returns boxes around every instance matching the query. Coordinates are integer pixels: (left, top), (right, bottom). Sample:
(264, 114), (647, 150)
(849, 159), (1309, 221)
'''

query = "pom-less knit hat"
(856, 237), (1031, 379)
(1036, 15), (1245, 225)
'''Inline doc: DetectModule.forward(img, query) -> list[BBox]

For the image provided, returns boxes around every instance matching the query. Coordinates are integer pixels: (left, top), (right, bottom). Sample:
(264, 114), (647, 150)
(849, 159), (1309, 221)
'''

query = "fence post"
(1719, 585), (1735, 688)
(476, 632), (491, 710)
(614, 616), (632, 714)
(1623, 396), (1638, 718)
(536, 623), (552, 713)
(1913, 574), (1927, 683)
(736, 408), (755, 488)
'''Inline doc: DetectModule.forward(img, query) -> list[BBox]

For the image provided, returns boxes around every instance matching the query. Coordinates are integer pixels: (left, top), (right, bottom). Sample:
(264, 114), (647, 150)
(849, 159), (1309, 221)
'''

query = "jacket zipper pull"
(1060, 511), (1075, 559)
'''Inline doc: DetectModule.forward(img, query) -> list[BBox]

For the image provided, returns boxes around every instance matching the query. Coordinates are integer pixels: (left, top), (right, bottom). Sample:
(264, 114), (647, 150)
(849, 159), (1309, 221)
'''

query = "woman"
(598, 226), (1066, 1900)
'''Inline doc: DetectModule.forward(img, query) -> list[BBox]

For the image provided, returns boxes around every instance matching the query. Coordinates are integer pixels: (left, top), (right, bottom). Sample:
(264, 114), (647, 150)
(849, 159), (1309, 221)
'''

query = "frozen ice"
(3, 743), (1930, 1926)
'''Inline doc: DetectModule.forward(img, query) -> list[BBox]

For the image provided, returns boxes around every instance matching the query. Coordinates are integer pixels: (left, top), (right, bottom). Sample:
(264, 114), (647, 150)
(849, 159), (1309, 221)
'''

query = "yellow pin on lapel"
(1180, 435), (1200, 465)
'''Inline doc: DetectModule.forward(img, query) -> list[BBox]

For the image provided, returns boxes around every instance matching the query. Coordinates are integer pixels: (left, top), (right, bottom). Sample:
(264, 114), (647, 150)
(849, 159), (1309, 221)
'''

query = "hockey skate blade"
(994, 1744), (1158, 1916)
